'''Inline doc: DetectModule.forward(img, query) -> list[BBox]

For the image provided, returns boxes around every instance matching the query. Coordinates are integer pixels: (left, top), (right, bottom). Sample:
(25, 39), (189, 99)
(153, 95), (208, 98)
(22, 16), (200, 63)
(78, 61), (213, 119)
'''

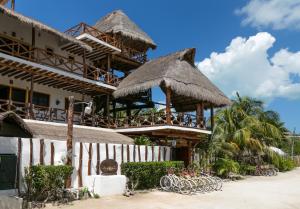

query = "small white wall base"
(85, 175), (126, 197)
(0, 196), (23, 209)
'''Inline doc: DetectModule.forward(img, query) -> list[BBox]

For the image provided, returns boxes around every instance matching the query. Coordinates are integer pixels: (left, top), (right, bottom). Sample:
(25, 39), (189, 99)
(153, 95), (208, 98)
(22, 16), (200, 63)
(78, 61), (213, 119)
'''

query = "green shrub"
(239, 163), (256, 175)
(134, 135), (152, 145)
(269, 153), (295, 172)
(121, 161), (184, 189)
(212, 158), (240, 177)
(24, 165), (73, 201)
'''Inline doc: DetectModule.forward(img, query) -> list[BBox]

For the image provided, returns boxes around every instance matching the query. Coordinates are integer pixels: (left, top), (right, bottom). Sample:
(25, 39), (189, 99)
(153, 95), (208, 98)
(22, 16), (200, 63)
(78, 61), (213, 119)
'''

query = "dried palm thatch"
(0, 5), (92, 51)
(94, 10), (156, 50)
(0, 111), (33, 137)
(25, 120), (134, 144)
(113, 48), (231, 111)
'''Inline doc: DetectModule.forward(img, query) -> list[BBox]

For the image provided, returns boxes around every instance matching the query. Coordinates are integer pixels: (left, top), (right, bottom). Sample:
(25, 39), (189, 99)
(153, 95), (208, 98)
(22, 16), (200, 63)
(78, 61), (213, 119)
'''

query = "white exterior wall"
(0, 137), (171, 193)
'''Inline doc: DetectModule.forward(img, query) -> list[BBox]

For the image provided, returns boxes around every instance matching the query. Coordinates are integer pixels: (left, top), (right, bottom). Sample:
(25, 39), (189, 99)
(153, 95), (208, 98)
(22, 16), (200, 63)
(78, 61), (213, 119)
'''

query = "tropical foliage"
(134, 135), (152, 145)
(196, 93), (294, 176)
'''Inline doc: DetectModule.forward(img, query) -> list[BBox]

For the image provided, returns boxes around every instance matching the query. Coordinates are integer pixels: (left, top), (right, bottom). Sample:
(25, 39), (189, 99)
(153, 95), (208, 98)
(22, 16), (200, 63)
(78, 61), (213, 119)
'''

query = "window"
(11, 88), (26, 103)
(0, 85), (9, 100)
(46, 47), (54, 56)
(33, 92), (50, 107)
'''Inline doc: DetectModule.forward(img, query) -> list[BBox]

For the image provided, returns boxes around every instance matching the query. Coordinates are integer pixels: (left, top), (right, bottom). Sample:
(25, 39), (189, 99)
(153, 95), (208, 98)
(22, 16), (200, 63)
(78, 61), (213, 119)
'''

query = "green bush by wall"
(24, 165), (73, 201)
(121, 161), (184, 189)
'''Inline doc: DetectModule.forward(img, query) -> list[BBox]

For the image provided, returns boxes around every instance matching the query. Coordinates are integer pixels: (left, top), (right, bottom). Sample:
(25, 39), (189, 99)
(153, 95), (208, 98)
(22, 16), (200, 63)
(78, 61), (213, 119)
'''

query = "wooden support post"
(105, 143), (109, 159)
(145, 146), (148, 162)
(78, 143), (83, 187)
(138, 145), (141, 162)
(127, 145), (130, 162)
(196, 102), (204, 128)
(106, 95), (110, 124)
(50, 142), (55, 165)
(210, 104), (214, 130)
(126, 103), (131, 125)
(107, 55), (111, 83)
(113, 145), (116, 161)
(88, 143), (92, 176)
(113, 101), (116, 121)
(152, 145), (154, 161)
(83, 49), (87, 78)
(29, 138), (33, 166)
(166, 86), (172, 125)
(121, 144), (124, 163)
(39, 139), (44, 165)
(66, 96), (74, 188)
(158, 146), (161, 161)
(96, 143), (100, 175)
(8, 83), (12, 111)
(29, 75), (34, 118)
(16, 138), (22, 195)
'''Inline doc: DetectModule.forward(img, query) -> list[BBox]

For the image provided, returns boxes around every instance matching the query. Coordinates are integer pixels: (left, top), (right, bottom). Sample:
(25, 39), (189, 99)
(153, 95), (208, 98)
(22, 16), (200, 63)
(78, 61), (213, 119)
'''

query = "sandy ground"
(47, 168), (300, 209)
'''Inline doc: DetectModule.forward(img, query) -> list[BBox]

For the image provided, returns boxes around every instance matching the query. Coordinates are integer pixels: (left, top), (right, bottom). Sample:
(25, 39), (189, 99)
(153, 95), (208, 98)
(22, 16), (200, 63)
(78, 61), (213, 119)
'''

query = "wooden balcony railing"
(65, 23), (147, 64)
(0, 33), (121, 86)
(65, 22), (121, 48)
(0, 99), (208, 130)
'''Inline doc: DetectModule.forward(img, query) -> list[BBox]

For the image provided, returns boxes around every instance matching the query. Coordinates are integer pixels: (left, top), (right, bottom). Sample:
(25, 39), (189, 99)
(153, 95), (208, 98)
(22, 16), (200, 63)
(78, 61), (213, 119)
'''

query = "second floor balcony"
(0, 33), (121, 86)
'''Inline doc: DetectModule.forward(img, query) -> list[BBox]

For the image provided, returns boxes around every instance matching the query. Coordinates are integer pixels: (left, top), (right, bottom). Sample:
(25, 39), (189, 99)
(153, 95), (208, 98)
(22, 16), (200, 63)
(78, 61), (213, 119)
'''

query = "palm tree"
(211, 93), (286, 164)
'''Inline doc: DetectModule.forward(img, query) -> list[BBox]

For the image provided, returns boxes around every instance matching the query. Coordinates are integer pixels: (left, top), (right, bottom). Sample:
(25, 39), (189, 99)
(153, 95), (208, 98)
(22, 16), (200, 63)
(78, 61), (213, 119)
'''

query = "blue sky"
(10, 0), (300, 132)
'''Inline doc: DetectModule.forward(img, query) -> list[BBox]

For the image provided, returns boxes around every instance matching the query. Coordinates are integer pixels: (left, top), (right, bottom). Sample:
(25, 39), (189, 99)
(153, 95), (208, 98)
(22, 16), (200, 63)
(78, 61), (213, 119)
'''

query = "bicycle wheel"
(160, 176), (172, 191)
(179, 179), (192, 195)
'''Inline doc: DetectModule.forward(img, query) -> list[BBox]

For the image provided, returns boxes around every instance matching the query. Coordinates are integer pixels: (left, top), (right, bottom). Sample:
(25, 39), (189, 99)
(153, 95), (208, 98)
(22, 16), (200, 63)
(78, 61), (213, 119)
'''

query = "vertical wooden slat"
(29, 138), (33, 166)
(127, 145), (130, 162)
(78, 142), (83, 187)
(158, 146), (161, 161)
(50, 142), (55, 165)
(210, 104), (214, 130)
(163, 147), (167, 161)
(113, 145), (116, 160)
(66, 96), (74, 188)
(105, 143), (109, 159)
(16, 138), (22, 195)
(39, 139), (44, 165)
(145, 146), (148, 162)
(88, 143), (92, 176)
(152, 145), (154, 161)
(96, 143), (100, 175)
(133, 145), (136, 162)
(138, 145), (141, 162)
(121, 144), (124, 163)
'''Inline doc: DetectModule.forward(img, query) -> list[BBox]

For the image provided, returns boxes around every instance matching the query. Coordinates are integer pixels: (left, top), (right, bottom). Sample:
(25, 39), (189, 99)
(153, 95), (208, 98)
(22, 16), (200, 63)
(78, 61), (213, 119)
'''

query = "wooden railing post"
(166, 86), (172, 125)
(196, 102), (204, 128)
(210, 104), (214, 130)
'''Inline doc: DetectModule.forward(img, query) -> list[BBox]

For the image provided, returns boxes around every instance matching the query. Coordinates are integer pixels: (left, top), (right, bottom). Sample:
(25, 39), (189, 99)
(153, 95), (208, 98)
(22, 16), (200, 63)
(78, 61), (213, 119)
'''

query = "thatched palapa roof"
(25, 120), (134, 144)
(0, 6), (92, 51)
(113, 48), (231, 111)
(94, 10), (156, 50)
(0, 111), (33, 138)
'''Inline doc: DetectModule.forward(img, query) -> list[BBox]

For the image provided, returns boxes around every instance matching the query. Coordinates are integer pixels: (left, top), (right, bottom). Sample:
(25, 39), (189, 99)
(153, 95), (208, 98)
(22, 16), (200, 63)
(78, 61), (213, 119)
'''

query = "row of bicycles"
(254, 165), (279, 176)
(160, 167), (223, 195)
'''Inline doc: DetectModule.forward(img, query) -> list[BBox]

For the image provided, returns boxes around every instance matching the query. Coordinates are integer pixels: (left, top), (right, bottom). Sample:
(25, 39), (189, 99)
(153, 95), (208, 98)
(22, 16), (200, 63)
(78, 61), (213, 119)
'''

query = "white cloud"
(236, 0), (300, 30)
(197, 32), (300, 101)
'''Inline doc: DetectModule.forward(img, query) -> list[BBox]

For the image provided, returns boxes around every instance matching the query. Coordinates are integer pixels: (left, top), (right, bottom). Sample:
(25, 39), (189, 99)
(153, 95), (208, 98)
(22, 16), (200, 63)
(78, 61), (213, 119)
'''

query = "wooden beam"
(78, 142), (83, 187)
(96, 143), (100, 175)
(50, 142), (55, 165)
(39, 139), (44, 165)
(88, 143), (92, 176)
(166, 86), (172, 125)
(66, 96), (74, 188)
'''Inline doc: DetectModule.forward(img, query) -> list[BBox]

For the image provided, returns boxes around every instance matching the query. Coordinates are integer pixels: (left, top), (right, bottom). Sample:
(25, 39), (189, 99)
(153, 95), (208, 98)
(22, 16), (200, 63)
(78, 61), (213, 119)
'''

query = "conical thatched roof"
(113, 48), (231, 111)
(94, 10), (156, 49)
(0, 6), (92, 51)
